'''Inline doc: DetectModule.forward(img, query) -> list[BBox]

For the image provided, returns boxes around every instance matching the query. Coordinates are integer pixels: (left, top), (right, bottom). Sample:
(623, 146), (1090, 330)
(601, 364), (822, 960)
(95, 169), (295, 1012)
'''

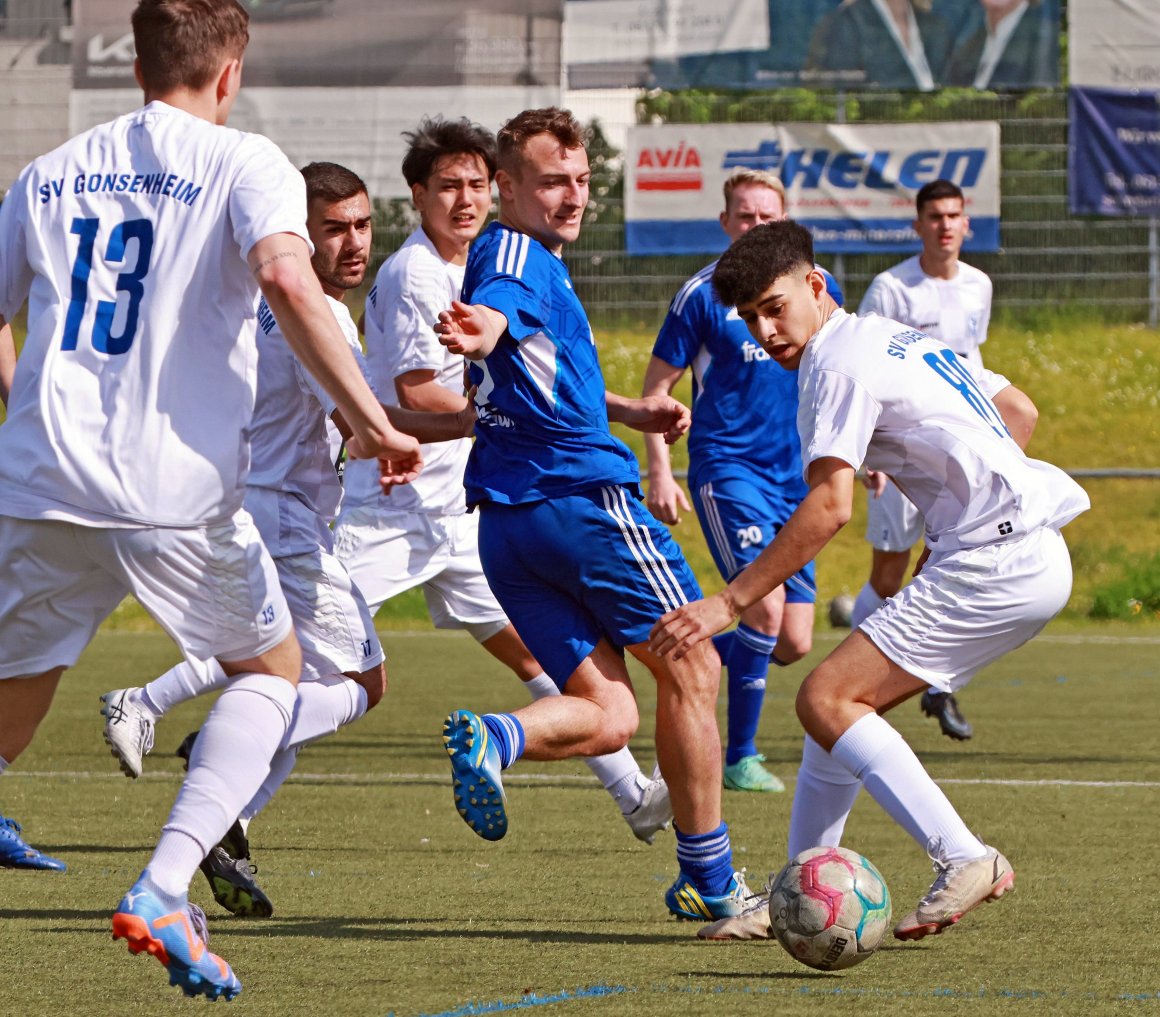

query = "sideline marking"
(10, 771), (1160, 789)
(388, 984), (627, 1017)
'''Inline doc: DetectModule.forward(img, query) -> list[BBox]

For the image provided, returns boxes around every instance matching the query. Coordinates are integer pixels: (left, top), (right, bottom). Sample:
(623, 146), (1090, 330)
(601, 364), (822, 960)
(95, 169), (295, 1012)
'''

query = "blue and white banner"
(625, 122), (1001, 256)
(1068, 1), (1160, 218)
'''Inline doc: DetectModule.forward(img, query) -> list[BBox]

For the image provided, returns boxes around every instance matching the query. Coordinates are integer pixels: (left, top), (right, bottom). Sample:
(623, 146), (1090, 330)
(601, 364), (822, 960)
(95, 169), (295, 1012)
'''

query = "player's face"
(412, 152), (492, 261)
(307, 191), (373, 299)
(735, 267), (828, 371)
(913, 197), (969, 260)
(497, 133), (590, 253)
(719, 183), (785, 242)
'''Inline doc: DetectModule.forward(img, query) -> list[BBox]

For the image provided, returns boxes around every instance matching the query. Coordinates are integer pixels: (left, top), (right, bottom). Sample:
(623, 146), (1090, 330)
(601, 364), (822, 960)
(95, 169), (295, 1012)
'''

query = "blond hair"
(722, 169), (786, 213)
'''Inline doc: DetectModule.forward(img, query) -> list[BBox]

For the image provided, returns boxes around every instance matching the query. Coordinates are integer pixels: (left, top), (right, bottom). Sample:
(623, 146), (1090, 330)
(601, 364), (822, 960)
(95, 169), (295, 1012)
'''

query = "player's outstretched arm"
(992, 385), (1038, 450)
(640, 356), (692, 524)
(650, 457), (854, 659)
(606, 391), (691, 446)
(435, 300), (506, 360)
(248, 233), (421, 474)
(0, 318), (14, 408)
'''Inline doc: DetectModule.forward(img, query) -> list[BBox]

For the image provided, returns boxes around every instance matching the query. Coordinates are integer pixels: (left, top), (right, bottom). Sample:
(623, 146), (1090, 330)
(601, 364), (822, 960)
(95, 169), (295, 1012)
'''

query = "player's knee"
(776, 630), (812, 663)
(355, 663), (387, 710)
(795, 667), (841, 737)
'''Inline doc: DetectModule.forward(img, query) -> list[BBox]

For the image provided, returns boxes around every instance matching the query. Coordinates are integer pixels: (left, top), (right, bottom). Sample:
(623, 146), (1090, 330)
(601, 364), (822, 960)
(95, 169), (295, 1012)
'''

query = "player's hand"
(863, 469), (889, 498)
(456, 388), (478, 438)
(646, 474), (692, 525)
(619, 394), (692, 444)
(347, 429), (424, 489)
(649, 591), (737, 660)
(436, 300), (495, 358)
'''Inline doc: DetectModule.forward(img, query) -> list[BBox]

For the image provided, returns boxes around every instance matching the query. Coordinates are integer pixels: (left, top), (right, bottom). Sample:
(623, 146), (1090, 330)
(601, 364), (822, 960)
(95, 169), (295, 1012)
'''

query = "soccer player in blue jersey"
(435, 107), (754, 925)
(643, 169), (843, 795)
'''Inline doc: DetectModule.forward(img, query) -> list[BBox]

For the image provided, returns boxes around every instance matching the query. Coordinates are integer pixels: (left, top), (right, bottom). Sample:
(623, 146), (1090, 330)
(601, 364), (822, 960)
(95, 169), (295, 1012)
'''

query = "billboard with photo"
(1068, 0), (1160, 217)
(625, 121), (1001, 254)
(566, 0), (1059, 92)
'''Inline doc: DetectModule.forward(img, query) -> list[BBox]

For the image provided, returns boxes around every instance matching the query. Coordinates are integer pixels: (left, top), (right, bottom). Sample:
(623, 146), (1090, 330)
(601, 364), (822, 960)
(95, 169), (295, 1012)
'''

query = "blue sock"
(711, 630), (735, 662)
(675, 822), (734, 897)
(481, 713), (524, 769)
(725, 624), (777, 766)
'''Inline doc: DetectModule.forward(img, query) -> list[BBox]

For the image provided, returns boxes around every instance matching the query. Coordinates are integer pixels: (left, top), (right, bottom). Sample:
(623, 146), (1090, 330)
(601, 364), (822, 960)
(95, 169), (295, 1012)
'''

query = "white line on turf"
(9, 771), (1160, 788)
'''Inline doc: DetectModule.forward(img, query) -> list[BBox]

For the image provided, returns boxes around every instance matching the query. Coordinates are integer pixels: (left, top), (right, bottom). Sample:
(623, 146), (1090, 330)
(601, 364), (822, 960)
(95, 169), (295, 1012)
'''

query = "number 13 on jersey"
(63, 216), (154, 355)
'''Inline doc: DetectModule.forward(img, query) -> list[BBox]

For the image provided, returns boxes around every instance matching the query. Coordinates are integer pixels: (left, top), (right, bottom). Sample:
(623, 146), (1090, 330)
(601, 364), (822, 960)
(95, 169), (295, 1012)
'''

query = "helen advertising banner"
(625, 122), (1001, 255)
(1068, 0), (1160, 217)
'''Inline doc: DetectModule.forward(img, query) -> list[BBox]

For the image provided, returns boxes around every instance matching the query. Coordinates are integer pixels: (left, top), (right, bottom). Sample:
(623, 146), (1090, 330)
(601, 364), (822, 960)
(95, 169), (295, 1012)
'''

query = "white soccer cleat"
(894, 845), (1014, 940)
(624, 772), (673, 845)
(100, 688), (156, 779)
(697, 882), (774, 940)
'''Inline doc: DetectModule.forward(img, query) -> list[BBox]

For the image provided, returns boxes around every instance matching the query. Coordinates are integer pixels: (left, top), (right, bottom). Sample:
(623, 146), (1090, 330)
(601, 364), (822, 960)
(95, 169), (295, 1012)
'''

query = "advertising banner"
(1068, 0), (1160, 217)
(74, 0), (563, 90)
(566, 0), (1059, 92)
(625, 121), (1001, 255)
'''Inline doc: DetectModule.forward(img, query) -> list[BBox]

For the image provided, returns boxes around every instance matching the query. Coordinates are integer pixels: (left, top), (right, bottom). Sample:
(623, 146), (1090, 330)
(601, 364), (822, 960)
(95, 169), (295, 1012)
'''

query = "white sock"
(830, 713), (986, 865)
(142, 658), (230, 717)
(787, 736), (862, 858)
(241, 746), (300, 822)
(850, 582), (886, 628)
(523, 672), (646, 813)
(283, 674), (368, 752)
(148, 673), (297, 898)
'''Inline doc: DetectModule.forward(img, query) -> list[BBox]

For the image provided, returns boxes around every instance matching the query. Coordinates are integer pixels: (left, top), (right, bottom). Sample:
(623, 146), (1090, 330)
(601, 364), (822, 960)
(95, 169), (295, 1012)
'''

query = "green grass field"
(5, 626), (1160, 1016)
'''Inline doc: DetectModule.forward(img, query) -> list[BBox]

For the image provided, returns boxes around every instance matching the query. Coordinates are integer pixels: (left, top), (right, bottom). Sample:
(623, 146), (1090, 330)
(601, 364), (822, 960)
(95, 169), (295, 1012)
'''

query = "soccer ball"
(828, 593), (855, 628)
(768, 846), (891, 971)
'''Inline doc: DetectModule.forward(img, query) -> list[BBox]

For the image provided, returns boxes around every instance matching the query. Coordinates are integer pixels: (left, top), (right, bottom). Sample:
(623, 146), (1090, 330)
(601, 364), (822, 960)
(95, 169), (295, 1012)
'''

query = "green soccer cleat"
(723, 754), (785, 793)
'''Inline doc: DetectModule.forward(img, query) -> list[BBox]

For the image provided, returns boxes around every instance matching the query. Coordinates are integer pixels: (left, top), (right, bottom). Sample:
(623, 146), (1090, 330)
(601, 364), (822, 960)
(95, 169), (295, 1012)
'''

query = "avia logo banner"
(625, 121), (1001, 255)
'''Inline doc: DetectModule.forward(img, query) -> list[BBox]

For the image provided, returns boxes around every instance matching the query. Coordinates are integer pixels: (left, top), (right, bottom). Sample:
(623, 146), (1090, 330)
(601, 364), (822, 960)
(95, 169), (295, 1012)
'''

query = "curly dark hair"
(712, 221), (815, 309)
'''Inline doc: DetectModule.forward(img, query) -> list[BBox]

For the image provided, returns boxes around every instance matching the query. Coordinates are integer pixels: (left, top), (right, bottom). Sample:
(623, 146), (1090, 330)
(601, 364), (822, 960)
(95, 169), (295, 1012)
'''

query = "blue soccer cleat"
(0, 816), (66, 871)
(112, 874), (242, 1001)
(666, 870), (753, 922)
(443, 710), (507, 841)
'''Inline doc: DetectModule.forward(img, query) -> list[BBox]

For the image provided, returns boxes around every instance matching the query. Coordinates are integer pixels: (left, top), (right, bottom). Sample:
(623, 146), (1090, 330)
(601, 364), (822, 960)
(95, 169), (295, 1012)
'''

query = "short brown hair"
(722, 169), (786, 212)
(132, 0), (249, 95)
(497, 107), (586, 175)
(301, 162), (367, 206)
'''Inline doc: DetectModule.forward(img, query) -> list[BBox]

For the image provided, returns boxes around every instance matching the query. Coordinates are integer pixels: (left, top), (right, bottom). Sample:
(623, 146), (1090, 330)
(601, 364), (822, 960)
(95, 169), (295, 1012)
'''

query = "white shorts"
(275, 547), (384, 681)
(333, 506), (507, 630)
(858, 526), (1073, 692)
(0, 512), (292, 680)
(865, 481), (924, 552)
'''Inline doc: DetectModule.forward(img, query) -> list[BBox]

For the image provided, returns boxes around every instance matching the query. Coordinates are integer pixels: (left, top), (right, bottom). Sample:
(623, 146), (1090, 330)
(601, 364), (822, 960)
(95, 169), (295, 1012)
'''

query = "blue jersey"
(652, 262), (843, 495)
(462, 223), (640, 506)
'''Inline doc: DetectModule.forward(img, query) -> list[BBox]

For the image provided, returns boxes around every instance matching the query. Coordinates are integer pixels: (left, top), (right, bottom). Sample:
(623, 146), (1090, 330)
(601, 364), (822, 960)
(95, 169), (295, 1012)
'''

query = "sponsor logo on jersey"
(721, 140), (988, 192)
(741, 341), (770, 363)
(636, 143), (703, 192)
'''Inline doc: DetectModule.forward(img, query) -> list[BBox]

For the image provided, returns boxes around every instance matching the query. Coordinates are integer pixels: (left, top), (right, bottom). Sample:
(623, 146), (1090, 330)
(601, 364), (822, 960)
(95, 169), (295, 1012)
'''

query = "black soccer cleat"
(920, 690), (973, 741)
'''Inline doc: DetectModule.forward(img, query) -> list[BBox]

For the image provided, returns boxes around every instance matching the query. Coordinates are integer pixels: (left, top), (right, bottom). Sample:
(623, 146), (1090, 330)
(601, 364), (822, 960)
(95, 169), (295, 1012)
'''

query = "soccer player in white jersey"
(0, 0), (421, 1000)
(853, 179), (994, 741)
(98, 161), (474, 918)
(333, 117), (672, 843)
(651, 221), (1089, 943)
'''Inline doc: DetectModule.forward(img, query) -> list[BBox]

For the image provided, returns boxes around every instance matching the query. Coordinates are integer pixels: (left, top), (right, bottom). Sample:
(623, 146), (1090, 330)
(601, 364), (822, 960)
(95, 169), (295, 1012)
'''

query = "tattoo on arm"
(252, 250), (296, 275)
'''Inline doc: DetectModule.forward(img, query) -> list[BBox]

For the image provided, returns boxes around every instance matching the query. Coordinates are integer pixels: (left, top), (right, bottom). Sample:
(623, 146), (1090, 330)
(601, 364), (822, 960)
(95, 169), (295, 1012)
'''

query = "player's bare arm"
(606, 391), (691, 445)
(650, 457), (854, 659)
(436, 300), (505, 359)
(0, 317), (14, 408)
(992, 385), (1038, 450)
(248, 232), (421, 469)
(395, 369), (469, 413)
(640, 355), (692, 523)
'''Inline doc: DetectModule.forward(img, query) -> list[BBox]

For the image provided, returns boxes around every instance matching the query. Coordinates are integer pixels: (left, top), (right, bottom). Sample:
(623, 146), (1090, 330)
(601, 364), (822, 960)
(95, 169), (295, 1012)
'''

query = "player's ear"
(216, 58), (242, 104)
(808, 267), (826, 296)
(495, 168), (515, 202)
(410, 182), (426, 214)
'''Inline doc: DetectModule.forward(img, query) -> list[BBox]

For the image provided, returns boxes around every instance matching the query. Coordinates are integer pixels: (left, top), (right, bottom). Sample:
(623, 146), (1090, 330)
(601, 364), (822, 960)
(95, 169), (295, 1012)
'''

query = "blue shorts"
(690, 474), (816, 604)
(477, 485), (702, 688)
